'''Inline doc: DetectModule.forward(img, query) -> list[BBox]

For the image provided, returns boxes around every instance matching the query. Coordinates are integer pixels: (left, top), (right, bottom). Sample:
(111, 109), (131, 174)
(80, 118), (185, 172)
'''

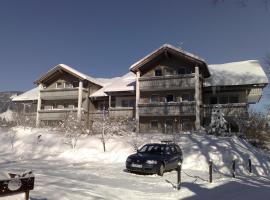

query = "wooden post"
(209, 160), (213, 183)
(77, 80), (83, 122)
(86, 83), (90, 128)
(135, 71), (140, 133)
(232, 159), (236, 178)
(36, 84), (43, 127)
(177, 162), (182, 190)
(25, 190), (29, 200)
(195, 66), (201, 130)
(248, 158), (252, 173)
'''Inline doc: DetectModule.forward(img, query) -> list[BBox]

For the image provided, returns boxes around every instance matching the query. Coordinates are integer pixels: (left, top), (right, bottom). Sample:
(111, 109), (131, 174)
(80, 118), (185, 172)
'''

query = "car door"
(169, 145), (180, 169)
(164, 146), (175, 170)
(174, 145), (183, 163)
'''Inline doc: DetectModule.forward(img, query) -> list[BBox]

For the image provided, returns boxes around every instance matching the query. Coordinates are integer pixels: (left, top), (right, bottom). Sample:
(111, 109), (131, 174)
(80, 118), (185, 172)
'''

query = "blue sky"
(0, 0), (269, 109)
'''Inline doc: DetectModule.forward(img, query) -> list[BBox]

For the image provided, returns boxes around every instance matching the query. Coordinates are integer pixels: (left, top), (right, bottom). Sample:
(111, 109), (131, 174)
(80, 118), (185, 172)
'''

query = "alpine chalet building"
(12, 44), (268, 133)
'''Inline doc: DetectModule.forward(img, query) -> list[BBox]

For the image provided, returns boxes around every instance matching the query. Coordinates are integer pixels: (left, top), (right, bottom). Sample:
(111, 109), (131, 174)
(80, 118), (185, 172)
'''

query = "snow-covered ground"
(0, 127), (270, 200)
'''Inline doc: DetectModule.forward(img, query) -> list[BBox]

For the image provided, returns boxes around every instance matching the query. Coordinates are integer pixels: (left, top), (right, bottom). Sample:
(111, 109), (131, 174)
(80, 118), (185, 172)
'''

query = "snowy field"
(0, 127), (270, 200)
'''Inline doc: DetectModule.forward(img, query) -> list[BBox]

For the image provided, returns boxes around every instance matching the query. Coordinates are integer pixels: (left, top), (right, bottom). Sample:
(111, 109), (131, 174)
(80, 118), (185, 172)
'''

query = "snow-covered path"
(0, 158), (270, 200)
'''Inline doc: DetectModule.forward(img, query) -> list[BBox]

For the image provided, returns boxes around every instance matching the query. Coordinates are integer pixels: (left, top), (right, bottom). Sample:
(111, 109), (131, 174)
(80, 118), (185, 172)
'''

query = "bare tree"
(91, 110), (136, 152)
(60, 112), (89, 149)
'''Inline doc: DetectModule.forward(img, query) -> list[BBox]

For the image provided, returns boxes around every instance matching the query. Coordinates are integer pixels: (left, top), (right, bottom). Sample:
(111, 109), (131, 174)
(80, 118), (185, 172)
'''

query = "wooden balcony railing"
(90, 107), (135, 119)
(40, 88), (88, 100)
(203, 103), (248, 117)
(38, 109), (86, 121)
(138, 102), (196, 116)
(139, 75), (195, 91)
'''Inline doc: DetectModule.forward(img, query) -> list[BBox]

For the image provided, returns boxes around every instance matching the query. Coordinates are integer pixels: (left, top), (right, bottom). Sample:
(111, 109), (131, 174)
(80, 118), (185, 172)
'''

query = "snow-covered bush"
(209, 105), (228, 136)
(12, 112), (35, 128)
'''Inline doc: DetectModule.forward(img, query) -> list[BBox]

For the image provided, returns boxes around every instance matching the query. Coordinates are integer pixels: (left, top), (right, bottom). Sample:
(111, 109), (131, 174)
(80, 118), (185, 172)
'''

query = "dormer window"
(155, 69), (162, 76)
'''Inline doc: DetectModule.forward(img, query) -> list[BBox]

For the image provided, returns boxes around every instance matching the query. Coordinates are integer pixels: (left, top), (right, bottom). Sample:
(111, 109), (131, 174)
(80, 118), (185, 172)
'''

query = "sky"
(0, 0), (269, 109)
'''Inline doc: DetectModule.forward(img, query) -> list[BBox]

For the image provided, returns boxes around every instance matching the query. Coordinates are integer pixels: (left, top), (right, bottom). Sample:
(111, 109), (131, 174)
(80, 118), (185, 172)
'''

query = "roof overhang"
(129, 44), (210, 77)
(34, 64), (103, 86)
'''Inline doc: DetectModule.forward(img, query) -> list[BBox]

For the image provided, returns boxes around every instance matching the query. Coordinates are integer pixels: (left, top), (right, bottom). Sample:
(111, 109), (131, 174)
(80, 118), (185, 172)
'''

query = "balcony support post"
(135, 71), (140, 132)
(77, 80), (83, 122)
(195, 66), (201, 130)
(86, 83), (91, 128)
(36, 84), (43, 127)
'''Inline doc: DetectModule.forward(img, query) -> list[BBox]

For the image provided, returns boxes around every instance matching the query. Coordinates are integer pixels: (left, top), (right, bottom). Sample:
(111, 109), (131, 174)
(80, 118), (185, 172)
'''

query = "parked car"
(126, 141), (183, 176)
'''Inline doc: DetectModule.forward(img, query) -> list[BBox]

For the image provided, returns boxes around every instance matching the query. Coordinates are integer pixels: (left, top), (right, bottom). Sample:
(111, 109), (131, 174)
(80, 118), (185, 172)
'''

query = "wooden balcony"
(203, 103), (248, 117)
(138, 102), (196, 117)
(38, 109), (86, 121)
(90, 107), (135, 119)
(139, 75), (195, 91)
(40, 88), (88, 100)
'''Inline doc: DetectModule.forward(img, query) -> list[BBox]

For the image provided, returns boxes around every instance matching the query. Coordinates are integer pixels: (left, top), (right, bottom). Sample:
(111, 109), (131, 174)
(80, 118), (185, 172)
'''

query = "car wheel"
(158, 164), (165, 176)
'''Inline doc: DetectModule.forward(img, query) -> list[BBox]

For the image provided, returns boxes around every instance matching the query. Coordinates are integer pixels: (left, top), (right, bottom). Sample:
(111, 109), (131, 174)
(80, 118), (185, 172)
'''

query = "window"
(210, 97), (218, 104)
(56, 82), (63, 88)
(121, 100), (129, 107)
(186, 68), (193, 74)
(65, 82), (73, 88)
(182, 94), (190, 102)
(73, 81), (79, 87)
(150, 95), (159, 103)
(121, 99), (135, 107)
(165, 68), (174, 76)
(166, 94), (174, 102)
(229, 96), (239, 103)
(177, 67), (192, 75)
(151, 121), (158, 129)
(155, 69), (162, 76)
(177, 68), (186, 75)
(170, 146), (177, 154)
(220, 96), (229, 104)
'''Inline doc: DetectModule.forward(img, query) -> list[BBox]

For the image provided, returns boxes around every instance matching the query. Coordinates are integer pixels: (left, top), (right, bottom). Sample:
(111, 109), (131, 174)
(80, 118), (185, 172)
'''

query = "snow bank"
(0, 127), (269, 176)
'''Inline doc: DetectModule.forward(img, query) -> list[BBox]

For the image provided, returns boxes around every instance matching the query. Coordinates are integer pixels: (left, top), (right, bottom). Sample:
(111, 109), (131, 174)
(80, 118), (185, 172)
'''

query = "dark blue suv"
(126, 142), (183, 176)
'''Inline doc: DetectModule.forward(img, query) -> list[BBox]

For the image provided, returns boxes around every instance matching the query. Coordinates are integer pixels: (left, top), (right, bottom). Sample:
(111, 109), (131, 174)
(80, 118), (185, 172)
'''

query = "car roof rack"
(161, 140), (174, 144)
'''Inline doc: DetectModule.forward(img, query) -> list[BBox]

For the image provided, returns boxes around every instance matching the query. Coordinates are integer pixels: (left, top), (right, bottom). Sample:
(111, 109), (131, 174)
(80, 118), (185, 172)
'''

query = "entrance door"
(165, 120), (173, 134)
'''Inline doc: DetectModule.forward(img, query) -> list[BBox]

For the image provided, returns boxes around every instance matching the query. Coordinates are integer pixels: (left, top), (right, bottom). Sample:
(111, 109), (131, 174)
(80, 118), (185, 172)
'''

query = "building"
(12, 44), (268, 133)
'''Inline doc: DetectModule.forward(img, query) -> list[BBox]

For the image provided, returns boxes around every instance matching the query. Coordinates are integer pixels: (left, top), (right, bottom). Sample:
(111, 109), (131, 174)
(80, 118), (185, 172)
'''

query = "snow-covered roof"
(129, 44), (210, 77)
(205, 60), (269, 87)
(12, 87), (39, 102)
(35, 64), (104, 87)
(90, 72), (136, 97)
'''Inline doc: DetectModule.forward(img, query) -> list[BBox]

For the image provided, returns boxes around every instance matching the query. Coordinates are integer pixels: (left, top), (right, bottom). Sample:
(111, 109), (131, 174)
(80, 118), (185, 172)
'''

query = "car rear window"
(139, 145), (165, 154)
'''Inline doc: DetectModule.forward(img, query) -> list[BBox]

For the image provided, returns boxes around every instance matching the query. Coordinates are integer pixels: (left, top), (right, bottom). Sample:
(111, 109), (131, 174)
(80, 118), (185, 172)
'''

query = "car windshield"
(138, 144), (165, 154)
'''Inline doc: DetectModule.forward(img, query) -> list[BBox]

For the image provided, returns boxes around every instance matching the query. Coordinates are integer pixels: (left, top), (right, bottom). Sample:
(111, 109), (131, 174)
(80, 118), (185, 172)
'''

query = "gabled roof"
(34, 64), (104, 86)
(12, 87), (39, 102)
(204, 60), (269, 87)
(129, 44), (210, 77)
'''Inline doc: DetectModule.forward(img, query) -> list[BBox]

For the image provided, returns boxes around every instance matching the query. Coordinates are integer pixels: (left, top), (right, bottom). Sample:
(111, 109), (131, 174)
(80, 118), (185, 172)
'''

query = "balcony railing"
(38, 109), (86, 121)
(139, 75), (195, 91)
(203, 103), (248, 117)
(138, 102), (196, 116)
(40, 88), (88, 100)
(90, 107), (135, 119)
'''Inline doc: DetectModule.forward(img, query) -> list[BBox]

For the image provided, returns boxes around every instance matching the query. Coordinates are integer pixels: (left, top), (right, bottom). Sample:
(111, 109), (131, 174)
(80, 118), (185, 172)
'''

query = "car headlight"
(126, 158), (132, 162)
(146, 160), (157, 165)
